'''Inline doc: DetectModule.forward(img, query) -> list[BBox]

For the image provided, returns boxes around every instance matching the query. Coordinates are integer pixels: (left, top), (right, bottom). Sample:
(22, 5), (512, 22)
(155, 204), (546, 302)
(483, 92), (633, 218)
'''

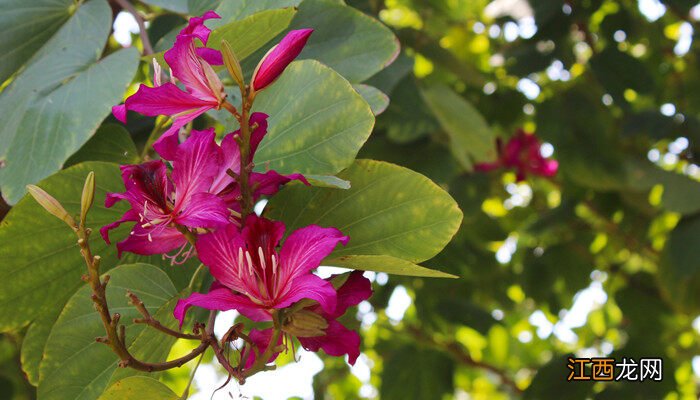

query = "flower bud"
(283, 309), (328, 338)
(251, 29), (313, 92)
(80, 171), (95, 227)
(26, 185), (77, 230)
(221, 40), (244, 90)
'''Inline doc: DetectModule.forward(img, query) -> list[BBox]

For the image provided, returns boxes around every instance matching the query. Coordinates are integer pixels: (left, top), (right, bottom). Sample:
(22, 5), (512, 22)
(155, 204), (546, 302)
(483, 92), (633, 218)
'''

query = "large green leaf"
(421, 84), (496, 170)
(100, 376), (178, 400)
(659, 215), (700, 313)
(253, 60), (374, 175)
(0, 162), (194, 333)
(0, 0), (140, 204)
(353, 84), (390, 116)
(328, 255), (457, 278)
(38, 264), (180, 400)
(0, 0), (73, 83)
(289, 0), (399, 82)
(209, 8), (296, 61)
(266, 160), (463, 263)
(238, 0), (399, 83)
(214, 0), (302, 22)
(5, 162), (199, 386)
(65, 124), (139, 167)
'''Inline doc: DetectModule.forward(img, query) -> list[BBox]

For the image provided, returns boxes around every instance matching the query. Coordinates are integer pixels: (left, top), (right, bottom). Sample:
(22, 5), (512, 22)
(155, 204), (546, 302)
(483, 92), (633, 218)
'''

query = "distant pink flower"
(112, 11), (225, 159)
(251, 29), (313, 91)
(243, 270), (372, 366)
(101, 128), (229, 257)
(475, 129), (558, 181)
(174, 215), (349, 326)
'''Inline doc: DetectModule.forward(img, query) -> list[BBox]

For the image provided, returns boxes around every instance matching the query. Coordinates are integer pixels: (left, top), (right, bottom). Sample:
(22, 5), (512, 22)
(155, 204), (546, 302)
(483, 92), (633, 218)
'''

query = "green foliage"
(266, 159), (463, 264)
(253, 60), (374, 175)
(38, 264), (180, 400)
(0, 0), (139, 204)
(100, 376), (179, 400)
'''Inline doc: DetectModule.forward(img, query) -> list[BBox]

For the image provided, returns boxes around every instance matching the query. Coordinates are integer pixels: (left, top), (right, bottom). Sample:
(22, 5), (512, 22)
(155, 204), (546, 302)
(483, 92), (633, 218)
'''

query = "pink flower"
(173, 215), (349, 326)
(208, 112), (309, 216)
(101, 128), (229, 257)
(112, 11), (225, 159)
(242, 271), (372, 366)
(251, 29), (313, 91)
(475, 129), (558, 181)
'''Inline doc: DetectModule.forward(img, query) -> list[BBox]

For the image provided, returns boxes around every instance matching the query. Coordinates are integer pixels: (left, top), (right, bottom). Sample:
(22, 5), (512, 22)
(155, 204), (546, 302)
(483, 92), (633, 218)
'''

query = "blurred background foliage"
(2, 0), (700, 399)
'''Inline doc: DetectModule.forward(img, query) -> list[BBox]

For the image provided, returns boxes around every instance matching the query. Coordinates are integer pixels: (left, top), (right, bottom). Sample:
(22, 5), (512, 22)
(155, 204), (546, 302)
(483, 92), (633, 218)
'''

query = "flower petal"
(152, 106), (210, 160)
(329, 270), (372, 319)
(116, 224), (185, 258)
(175, 192), (230, 228)
(251, 170), (308, 199)
(276, 273), (337, 315)
(252, 29), (313, 91)
(196, 47), (223, 65)
(173, 287), (263, 328)
(209, 133), (240, 194)
(179, 10), (220, 45)
(115, 82), (215, 121)
(279, 224), (349, 283)
(171, 128), (221, 203)
(248, 112), (269, 156)
(165, 27), (221, 102)
(241, 328), (283, 368)
(298, 319), (361, 365)
(195, 224), (249, 293)
(99, 209), (138, 245)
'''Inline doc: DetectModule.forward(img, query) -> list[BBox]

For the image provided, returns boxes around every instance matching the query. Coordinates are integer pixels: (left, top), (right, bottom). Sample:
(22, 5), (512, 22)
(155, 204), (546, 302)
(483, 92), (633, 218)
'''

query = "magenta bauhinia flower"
(475, 129), (558, 181)
(208, 112), (308, 216)
(243, 270), (372, 366)
(251, 29), (313, 91)
(112, 11), (225, 159)
(173, 215), (349, 326)
(101, 128), (229, 257)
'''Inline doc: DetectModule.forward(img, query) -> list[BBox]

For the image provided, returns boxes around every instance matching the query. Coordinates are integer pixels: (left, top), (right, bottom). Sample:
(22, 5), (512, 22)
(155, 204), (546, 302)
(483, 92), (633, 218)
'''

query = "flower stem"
(236, 92), (256, 220)
(112, 0), (154, 55)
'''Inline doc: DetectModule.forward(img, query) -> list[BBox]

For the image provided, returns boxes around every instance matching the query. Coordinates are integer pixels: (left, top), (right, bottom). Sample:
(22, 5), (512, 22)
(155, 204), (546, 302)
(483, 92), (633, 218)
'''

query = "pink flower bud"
(251, 29), (313, 91)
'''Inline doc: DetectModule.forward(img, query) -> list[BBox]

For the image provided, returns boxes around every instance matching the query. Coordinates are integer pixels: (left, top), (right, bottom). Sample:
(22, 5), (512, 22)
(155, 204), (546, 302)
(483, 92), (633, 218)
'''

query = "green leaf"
(353, 84), (390, 116)
(253, 60), (374, 175)
(0, 162), (195, 333)
(421, 84), (496, 170)
(380, 77), (437, 144)
(188, 0), (222, 16)
(266, 160), (463, 263)
(65, 124), (140, 167)
(660, 215), (700, 313)
(140, 0), (188, 13)
(623, 159), (700, 216)
(0, 0), (140, 204)
(305, 175), (351, 189)
(0, 0), (73, 83)
(100, 376), (178, 400)
(590, 47), (654, 103)
(209, 8), (296, 61)
(240, 0), (399, 83)
(290, 0), (399, 82)
(328, 255), (457, 278)
(380, 344), (454, 400)
(37, 264), (180, 400)
(214, 0), (302, 22)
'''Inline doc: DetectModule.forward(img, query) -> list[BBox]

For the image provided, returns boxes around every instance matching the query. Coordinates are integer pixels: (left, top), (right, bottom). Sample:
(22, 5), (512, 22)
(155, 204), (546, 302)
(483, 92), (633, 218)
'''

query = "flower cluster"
(103, 11), (371, 369)
(475, 129), (559, 181)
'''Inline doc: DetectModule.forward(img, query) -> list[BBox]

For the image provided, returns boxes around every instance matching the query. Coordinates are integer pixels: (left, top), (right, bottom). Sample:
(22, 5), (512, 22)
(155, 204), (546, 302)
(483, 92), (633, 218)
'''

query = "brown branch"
(406, 325), (522, 394)
(113, 0), (154, 55)
(128, 291), (201, 340)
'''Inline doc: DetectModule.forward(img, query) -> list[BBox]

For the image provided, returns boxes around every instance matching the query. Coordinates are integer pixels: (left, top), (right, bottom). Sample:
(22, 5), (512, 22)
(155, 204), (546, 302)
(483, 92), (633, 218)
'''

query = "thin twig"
(113, 0), (154, 55)
(407, 325), (523, 394)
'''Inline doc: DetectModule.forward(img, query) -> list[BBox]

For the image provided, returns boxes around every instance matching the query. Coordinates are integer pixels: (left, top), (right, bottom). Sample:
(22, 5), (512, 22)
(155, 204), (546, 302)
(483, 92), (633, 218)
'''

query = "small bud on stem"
(80, 171), (95, 228)
(26, 185), (77, 230)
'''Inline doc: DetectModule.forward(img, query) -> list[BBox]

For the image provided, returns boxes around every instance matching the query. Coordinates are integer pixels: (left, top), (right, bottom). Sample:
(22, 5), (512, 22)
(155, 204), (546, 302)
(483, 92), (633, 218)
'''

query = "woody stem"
(240, 310), (283, 382)
(236, 93), (255, 220)
(77, 223), (212, 372)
